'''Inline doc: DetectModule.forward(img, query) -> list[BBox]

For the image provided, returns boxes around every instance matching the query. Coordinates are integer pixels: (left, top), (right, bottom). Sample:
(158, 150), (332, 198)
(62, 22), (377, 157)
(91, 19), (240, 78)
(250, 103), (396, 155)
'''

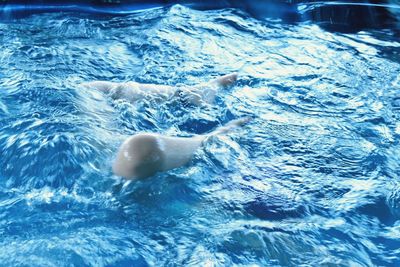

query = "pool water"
(1, 4), (400, 266)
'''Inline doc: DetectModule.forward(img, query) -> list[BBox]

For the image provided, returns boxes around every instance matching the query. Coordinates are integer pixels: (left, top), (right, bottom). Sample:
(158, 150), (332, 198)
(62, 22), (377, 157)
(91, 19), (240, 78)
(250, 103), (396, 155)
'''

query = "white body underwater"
(82, 73), (242, 179)
(82, 73), (238, 105)
(113, 117), (250, 180)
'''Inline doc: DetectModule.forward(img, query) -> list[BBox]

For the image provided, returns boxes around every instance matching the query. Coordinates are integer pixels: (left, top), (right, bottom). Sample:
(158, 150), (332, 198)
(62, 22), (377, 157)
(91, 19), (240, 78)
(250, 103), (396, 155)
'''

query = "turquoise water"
(0, 4), (400, 266)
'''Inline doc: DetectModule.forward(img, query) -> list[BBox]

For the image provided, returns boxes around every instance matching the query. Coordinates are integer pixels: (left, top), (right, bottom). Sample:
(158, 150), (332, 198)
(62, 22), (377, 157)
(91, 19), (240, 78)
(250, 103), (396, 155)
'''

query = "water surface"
(0, 4), (400, 266)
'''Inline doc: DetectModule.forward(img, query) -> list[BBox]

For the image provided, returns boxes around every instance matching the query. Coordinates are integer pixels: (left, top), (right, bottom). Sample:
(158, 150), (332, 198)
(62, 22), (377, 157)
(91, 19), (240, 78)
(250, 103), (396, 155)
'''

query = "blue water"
(1, 4), (400, 266)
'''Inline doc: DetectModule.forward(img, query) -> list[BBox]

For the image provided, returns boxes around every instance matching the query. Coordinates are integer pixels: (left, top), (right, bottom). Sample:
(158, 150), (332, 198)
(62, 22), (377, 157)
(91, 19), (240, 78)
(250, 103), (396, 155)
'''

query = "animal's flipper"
(211, 73), (238, 88)
(207, 117), (251, 137)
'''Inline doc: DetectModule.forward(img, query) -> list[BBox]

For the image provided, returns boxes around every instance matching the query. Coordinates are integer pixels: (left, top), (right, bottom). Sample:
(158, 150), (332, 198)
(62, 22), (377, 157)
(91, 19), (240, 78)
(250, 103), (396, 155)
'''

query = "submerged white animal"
(112, 117), (250, 180)
(82, 73), (238, 105)
(83, 73), (247, 179)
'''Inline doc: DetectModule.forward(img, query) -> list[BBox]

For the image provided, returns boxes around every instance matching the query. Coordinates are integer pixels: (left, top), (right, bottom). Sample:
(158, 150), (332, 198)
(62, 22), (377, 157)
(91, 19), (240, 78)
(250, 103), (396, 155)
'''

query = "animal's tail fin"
(208, 117), (251, 137)
(211, 73), (238, 88)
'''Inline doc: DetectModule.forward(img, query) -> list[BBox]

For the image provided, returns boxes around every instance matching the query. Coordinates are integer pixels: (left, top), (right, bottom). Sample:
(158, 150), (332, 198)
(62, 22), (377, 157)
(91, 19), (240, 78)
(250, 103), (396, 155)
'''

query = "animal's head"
(112, 133), (163, 179)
